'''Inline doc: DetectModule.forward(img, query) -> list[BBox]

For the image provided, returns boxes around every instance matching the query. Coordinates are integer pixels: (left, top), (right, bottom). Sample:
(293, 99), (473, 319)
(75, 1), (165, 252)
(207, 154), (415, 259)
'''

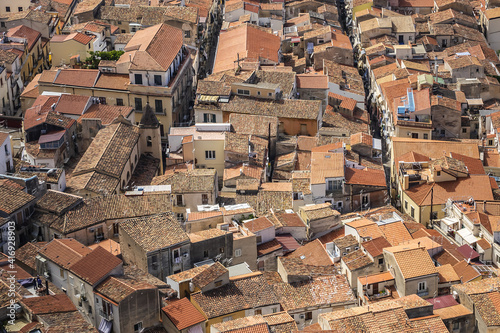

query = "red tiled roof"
(54, 94), (90, 115)
(449, 152), (485, 175)
(69, 246), (122, 285)
(344, 167), (386, 187)
(7, 25), (41, 51)
(244, 217), (274, 233)
(275, 234), (300, 252)
(257, 238), (283, 256)
(287, 239), (334, 266)
(162, 298), (206, 330)
(426, 294), (459, 310)
(296, 74), (328, 89)
(39, 239), (92, 269)
(21, 294), (76, 315)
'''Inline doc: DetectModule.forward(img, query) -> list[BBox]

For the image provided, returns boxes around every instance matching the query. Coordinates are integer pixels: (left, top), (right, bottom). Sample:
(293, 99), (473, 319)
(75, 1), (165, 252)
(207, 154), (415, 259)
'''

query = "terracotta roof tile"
(39, 238), (92, 269)
(6, 25), (41, 51)
(162, 298), (206, 330)
(21, 294), (76, 315)
(120, 212), (189, 252)
(362, 237), (391, 257)
(341, 249), (373, 270)
(287, 239), (334, 266)
(257, 239), (283, 256)
(244, 217), (274, 233)
(69, 246), (122, 285)
(0, 179), (36, 214)
(53, 69), (100, 87)
(191, 273), (279, 319)
(436, 264), (460, 283)
(95, 275), (155, 304)
(379, 221), (412, 246)
(344, 167), (386, 187)
(391, 247), (437, 279)
(191, 262), (228, 289)
(36, 190), (82, 216)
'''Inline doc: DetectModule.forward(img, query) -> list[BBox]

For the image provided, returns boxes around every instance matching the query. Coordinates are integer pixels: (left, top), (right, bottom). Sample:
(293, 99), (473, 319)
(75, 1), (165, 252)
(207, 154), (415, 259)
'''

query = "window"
(121, 29), (126, 33)
(255, 309), (262, 315)
(219, 247), (225, 253)
(134, 322), (143, 333)
(0, 22), (4, 28)
(88, 43), (91, 49)
(453, 322), (460, 330)
(60, 268), (64, 278)
(327, 179), (342, 192)
(215, 280), (222, 287)
(134, 98), (143, 111)
(404, 200), (408, 210)
(98, 97), (106, 105)
(176, 213), (184, 222)
(173, 248), (180, 260)
(176, 194), (183, 206)
(423, 133), (428, 139)
(184, 30), (191, 38)
(437, 171), (441, 176)
(202, 194), (208, 204)
(155, 99), (163, 113)
(134, 74), (143, 85)
(203, 113), (216, 123)
(305, 312), (313, 320)
(489, 140), (494, 146)
(410, 206), (415, 218)
(418, 281), (427, 291)
(203, 250), (209, 258)
(272, 308), (278, 313)
(116, 98), (123, 106)
(18, 7), (23, 11)
(237, 89), (250, 95)
(205, 150), (215, 159)
(5, 7), (10, 12)
(256, 235), (262, 243)
(151, 255), (158, 269)
(154, 75), (162, 86)
(412, 133), (418, 139)
(496, 255), (500, 264)
(300, 124), (307, 135)
(257, 91), (261, 96)
(147, 136), (152, 147)
(235, 248), (242, 257)
(268, 92), (272, 97)
(117, 20), (122, 24)
(69, 276), (74, 286)
(431, 211), (438, 220)
(462, 128), (467, 133)
(378, 258), (384, 265)
(113, 223), (119, 236)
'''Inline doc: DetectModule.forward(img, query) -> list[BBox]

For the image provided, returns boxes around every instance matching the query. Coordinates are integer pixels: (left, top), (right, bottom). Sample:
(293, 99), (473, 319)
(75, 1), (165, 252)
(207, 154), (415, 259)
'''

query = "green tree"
(84, 50), (124, 69)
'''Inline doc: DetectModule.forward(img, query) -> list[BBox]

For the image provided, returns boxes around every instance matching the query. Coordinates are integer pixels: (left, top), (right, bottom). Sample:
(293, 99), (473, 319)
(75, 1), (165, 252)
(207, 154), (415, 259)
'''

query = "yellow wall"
(190, 296), (246, 331)
(401, 191), (445, 226)
(194, 139), (225, 176)
(50, 39), (93, 66)
(394, 126), (432, 140)
(353, 1), (373, 19)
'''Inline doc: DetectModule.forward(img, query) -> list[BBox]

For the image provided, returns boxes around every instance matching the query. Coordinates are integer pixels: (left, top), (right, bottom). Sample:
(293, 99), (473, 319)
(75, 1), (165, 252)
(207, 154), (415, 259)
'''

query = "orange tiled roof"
(162, 298), (206, 330)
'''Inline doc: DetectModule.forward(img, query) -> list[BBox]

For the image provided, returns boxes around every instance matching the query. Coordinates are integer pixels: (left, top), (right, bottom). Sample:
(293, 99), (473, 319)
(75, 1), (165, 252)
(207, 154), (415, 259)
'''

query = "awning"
(98, 318), (112, 333)
(456, 228), (477, 245)
(198, 95), (219, 103)
(441, 217), (459, 226)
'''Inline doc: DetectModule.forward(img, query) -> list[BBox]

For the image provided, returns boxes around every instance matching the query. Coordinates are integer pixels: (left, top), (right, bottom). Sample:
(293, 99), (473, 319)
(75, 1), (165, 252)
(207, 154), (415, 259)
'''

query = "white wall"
(0, 134), (13, 174)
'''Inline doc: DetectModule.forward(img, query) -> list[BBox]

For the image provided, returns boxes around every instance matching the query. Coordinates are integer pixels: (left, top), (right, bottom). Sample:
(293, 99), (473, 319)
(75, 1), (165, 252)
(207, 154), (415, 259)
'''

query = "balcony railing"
(366, 288), (391, 300)
(99, 310), (113, 321)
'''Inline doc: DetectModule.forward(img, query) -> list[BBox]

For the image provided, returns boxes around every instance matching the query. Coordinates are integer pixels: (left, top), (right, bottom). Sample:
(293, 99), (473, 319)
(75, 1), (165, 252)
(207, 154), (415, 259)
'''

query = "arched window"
(147, 136), (152, 147)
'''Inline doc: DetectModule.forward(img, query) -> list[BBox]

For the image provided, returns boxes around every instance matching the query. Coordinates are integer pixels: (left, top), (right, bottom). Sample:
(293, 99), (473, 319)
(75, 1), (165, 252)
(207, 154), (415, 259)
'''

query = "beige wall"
(394, 125), (432, 140)
(232, 232), (257, 270)
(0, 0), (30, 16)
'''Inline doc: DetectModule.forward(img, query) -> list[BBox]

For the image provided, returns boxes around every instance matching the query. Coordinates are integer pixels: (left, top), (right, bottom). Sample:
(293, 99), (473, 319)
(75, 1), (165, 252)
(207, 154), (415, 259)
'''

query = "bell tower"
(139, 103), (163, 174)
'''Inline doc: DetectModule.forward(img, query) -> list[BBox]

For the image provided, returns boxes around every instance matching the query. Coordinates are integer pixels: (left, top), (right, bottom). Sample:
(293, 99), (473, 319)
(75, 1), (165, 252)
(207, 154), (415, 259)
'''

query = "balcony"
(99, 310), (113, 321)
(326, 189), (342, 197)
(366, 288), (392, 300)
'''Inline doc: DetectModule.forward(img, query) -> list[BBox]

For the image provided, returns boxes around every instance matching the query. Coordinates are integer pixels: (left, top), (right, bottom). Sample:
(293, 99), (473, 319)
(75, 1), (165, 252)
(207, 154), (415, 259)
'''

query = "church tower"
(139, 103), (163, 174)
